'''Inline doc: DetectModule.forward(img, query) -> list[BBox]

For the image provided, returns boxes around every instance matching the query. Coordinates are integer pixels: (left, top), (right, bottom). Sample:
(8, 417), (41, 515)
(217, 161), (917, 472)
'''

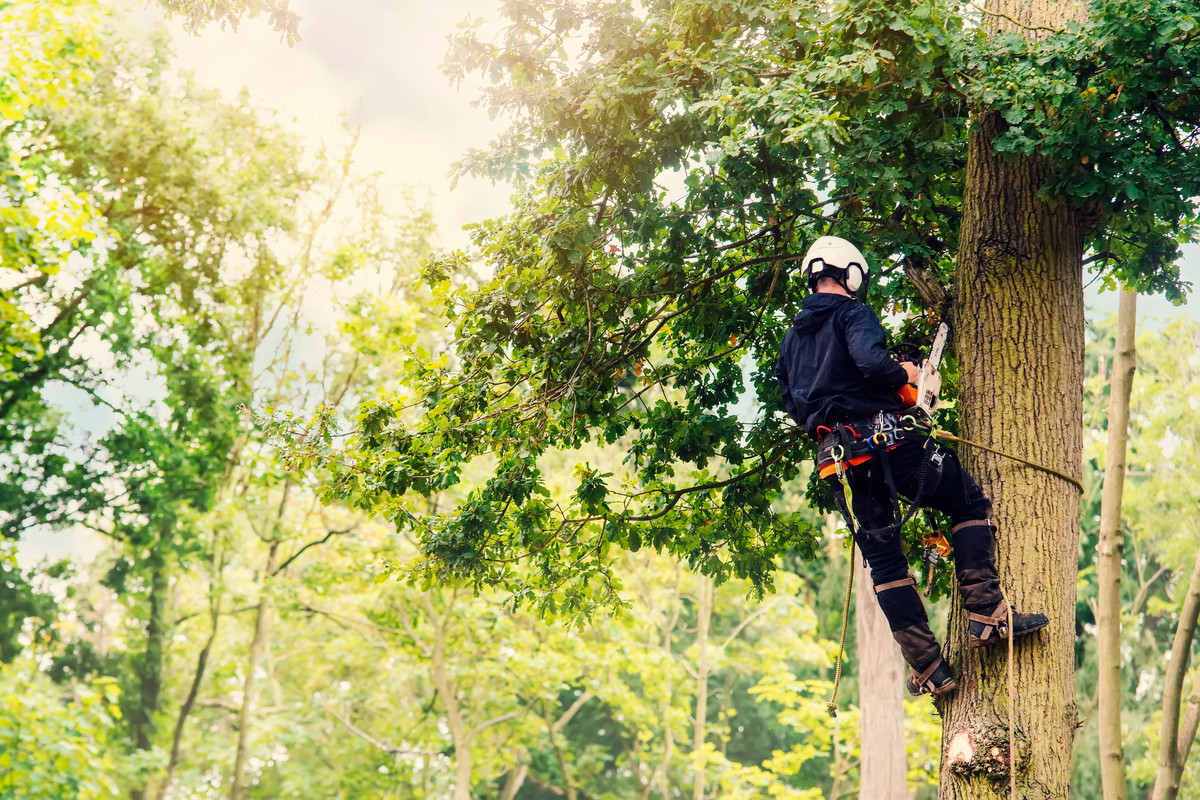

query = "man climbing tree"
(775, 236), (1048, 697)
(284, 0), (1200, 794)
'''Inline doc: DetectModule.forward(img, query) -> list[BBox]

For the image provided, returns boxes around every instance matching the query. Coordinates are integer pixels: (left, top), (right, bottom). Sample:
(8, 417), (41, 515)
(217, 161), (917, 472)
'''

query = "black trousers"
(829, 439), (992, 587)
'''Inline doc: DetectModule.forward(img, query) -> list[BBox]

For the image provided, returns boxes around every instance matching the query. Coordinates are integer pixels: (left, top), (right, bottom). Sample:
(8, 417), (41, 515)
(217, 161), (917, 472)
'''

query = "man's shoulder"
(838, 300), (881, 325)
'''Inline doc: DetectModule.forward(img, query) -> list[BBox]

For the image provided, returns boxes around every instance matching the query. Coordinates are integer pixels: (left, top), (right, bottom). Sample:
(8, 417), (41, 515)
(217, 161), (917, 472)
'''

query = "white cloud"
(142, 0), (514, 247)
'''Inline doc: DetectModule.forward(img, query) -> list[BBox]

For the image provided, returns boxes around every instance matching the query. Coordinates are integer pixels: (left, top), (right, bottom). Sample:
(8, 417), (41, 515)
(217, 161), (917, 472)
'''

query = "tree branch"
(323, 705), (441, 757)
(274, 526), (355, 575)
(473, 703), (532, 736)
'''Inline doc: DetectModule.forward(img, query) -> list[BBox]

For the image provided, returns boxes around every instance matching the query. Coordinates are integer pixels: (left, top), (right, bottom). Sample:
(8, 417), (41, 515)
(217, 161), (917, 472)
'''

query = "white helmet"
(801, 236), (869, 297)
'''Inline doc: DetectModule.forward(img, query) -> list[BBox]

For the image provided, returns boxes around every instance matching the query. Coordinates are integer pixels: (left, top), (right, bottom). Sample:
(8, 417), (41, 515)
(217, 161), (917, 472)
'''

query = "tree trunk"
(499, 761), (529, 800)
(158, 599), (222, 800)
(941, 1), (1087, 792)
(1097, 289), (1136, 800)
(692, 574), (713, 800)
(1150, 546), (1200, 800)
(425, 591), (473, 800)
(856, 556), (911, 800)
(231, 540), (280, 800)
(132, 547), (170, 800)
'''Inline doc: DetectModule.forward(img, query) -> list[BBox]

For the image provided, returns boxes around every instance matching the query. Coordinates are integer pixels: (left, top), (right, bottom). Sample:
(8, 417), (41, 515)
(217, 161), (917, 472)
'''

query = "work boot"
(967, 599), (1049, 648)
(905, 657), (956, 696)
(951, 520), (1049, 648)
(873, 574), (956, 697)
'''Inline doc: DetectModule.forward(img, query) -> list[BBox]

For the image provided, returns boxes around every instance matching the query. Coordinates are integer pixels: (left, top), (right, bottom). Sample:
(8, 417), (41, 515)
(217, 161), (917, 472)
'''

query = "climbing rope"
(826, 539), (856, 718)
(1002, 587), (1016, 800)
(930, 430), (1084, 494)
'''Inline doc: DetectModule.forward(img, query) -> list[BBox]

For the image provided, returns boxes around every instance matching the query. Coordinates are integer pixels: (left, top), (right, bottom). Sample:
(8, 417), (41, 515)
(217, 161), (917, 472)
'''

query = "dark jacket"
(775, 293), (908, 436)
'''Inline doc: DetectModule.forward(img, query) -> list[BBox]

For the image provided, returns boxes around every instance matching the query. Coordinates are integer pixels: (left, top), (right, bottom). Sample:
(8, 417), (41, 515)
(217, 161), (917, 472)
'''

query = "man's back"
(776, 293), (907, 435)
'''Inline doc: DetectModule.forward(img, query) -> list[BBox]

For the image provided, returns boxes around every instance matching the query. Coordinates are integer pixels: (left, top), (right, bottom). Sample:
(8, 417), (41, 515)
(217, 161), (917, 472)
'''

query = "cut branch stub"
(945, 724), (1026, 780)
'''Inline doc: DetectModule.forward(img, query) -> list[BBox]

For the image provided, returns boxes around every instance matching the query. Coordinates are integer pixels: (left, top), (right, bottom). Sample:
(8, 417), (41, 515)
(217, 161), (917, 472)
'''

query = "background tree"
(1097, 288), (1137, 800)
(1072, 317), (1200, 799)
(153, 0), (299, 40)
(280, 0), (1200, 793)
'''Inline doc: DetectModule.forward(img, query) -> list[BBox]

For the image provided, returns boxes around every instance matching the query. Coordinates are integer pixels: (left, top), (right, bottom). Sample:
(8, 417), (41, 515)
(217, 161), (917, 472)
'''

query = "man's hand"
(900, 361), (919, 384)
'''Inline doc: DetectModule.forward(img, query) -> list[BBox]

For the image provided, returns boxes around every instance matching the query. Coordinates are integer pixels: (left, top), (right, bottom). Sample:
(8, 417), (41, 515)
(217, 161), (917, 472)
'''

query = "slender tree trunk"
(231, 540), (280, 800)
(158, 600), (222, 800)
(1097, 289), (1136, 800)
(941, 1), (1087, 792)
(425, 592), (473, 800)
(132, 547), (170, 800)
(499, 761), (529, 800)
(692, 574), (713, 800)
(1150, 547), (1200, 800)
(856, 556), (911, 800)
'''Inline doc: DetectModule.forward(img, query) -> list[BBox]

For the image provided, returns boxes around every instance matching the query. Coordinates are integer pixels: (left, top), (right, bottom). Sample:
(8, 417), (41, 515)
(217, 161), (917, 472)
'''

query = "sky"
(143, 0), (514, 250)
(142, 0), (1200, 325)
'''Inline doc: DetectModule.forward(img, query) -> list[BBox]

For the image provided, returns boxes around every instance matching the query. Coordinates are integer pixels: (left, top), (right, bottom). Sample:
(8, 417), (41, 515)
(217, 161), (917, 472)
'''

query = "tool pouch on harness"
(816, 411), (944, 541)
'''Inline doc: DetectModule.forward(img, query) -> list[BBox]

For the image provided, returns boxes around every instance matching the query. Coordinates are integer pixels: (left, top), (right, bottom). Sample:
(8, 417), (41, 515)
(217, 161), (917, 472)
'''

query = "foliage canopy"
(275, 0), (1200, 616)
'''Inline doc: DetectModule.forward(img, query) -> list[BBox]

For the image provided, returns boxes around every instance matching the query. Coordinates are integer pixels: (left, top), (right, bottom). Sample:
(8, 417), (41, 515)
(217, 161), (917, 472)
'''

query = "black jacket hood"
(794, 293), (852, 334)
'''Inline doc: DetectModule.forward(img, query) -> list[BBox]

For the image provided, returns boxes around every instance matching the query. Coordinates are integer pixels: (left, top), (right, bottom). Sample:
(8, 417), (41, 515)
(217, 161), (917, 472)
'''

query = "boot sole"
(908, 678), (957, 697)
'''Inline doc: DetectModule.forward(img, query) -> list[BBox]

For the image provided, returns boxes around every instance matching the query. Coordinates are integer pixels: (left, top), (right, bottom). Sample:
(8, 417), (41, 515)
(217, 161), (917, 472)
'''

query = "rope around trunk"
(930, 430), (1084, 494)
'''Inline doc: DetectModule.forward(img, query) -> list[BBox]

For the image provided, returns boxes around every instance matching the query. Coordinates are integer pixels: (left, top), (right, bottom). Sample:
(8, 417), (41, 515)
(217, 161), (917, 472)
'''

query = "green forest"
(2, 1), (1199, 799)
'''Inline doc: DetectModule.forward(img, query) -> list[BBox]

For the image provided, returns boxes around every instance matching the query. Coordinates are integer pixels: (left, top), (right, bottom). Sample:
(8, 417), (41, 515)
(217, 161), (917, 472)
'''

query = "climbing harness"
(816, 410), (945, 542)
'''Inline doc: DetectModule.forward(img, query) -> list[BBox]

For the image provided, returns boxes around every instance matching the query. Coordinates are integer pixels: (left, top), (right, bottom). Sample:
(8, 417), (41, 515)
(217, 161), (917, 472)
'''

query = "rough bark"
(693, 574), (713, 800)
(1097, 289), (1136, 800)
(940, 1), (1087, 792)
(856, 557), (912, 800)
(230, 539), (280, 800)
(1150, 547), (1200, 800)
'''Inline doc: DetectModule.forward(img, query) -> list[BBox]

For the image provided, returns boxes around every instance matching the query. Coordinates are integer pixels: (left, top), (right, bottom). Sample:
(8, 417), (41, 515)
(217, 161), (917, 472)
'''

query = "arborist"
(775, 235), (1048, 696)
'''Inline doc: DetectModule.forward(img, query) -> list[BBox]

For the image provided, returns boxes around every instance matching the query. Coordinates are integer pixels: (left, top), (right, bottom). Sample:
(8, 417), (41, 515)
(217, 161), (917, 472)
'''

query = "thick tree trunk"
(941, 0), (1086, 785)
(856, 557), (911, 800)
(231, 540), (280, 800)
(1150, 547), (1200, 800)
(1097, 289), (1136, 800)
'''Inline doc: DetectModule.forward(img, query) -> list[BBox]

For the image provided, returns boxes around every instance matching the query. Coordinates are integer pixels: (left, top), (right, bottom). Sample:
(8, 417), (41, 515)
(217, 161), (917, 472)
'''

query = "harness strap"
(853, 441), (944, 541)
(874, 575), (917, 594)
(951, 518), (994, 534)
(876, 442), (903, 527)
(968, 599), (1011, 642)
(912, 656), (944, 688)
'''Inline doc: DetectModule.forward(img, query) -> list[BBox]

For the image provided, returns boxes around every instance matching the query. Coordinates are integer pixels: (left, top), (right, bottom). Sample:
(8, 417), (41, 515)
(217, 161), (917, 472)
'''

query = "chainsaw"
(897, 321), (949, 416)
